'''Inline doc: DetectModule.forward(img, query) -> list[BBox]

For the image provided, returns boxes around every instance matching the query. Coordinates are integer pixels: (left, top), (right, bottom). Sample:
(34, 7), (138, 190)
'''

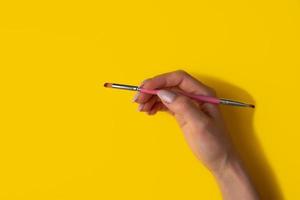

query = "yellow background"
(0, 0), (299, 199)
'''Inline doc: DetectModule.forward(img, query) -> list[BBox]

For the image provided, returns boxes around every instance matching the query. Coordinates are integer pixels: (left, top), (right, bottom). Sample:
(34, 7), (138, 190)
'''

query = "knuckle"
(173, 70), (193, 81)
(175, 69), (189, 76)
(200, 86), (216, 96)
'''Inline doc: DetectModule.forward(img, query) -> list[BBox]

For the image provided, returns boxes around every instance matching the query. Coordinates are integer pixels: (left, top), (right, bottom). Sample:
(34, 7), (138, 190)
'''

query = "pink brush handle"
(140, 88), (158, 95)
(140, 88), (220, 104)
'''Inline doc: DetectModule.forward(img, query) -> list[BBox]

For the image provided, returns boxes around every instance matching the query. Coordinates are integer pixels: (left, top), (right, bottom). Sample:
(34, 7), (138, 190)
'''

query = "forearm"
(213, 157), (259, 200)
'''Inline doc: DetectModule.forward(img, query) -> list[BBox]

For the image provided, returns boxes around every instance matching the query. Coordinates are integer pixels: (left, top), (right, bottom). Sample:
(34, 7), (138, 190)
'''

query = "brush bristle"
(249, 104), (255, 108)
(104, 83), (112, 88)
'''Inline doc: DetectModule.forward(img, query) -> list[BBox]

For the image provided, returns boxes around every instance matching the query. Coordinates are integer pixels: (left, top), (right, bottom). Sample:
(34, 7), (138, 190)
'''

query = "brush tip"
(104, 82), (112, 88)
(249, 104), (255, 108)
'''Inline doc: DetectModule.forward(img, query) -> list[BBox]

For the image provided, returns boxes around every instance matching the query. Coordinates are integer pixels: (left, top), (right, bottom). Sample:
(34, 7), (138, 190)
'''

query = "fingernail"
(138, 104), (144, 111)
(157, 90), (176, 104)
(140, 78), (150, 88)
(140, 81), (146, 87)
(132, 92), (140, 102)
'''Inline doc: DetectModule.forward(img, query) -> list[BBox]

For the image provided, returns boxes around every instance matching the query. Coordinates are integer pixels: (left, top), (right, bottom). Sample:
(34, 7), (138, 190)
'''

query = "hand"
(134, 70), (231, 173)
(134, 70), (258, 200)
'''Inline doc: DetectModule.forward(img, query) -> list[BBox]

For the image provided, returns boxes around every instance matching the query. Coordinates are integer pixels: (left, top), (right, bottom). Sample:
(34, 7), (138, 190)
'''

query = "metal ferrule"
(111, 83), (139, 91)
(219, 98), (252, 108)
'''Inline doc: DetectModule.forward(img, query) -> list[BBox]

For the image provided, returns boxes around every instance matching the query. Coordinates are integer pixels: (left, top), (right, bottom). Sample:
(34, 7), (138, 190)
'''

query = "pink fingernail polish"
(132, 92), (140, 102)
(138, 104), (144, 111)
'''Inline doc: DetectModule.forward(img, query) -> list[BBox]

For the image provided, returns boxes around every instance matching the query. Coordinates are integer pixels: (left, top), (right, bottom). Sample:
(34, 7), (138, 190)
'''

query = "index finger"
(136, 70), (215, 104)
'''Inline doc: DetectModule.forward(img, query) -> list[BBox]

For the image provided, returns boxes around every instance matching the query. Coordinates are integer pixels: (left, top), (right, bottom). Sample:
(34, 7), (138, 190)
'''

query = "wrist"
(212, 154), (241, 180)
(212, 156), (259, 200)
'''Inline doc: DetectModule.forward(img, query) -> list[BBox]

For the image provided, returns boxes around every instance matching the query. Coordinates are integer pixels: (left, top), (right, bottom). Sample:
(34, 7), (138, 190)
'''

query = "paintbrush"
(104, 82), (255, 108)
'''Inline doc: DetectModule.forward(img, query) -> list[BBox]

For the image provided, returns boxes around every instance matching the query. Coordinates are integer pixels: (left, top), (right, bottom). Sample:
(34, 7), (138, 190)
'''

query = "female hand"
(133, 70), (258, 200)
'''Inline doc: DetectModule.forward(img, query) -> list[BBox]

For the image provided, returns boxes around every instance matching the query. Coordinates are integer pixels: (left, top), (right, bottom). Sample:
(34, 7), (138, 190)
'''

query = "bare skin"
(133, 70), (259, 200)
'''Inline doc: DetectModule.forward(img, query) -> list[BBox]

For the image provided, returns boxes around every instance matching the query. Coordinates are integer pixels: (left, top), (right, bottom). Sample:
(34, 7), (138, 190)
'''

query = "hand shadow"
(194, 74), (283, 200)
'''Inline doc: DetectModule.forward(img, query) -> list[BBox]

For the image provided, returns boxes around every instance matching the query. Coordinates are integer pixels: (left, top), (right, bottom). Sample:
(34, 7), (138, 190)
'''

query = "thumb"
(157, 90), (207, 120)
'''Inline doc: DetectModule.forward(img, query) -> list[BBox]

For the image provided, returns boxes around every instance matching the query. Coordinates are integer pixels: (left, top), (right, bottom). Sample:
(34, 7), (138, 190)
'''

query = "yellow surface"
(0, 0), (299, 199)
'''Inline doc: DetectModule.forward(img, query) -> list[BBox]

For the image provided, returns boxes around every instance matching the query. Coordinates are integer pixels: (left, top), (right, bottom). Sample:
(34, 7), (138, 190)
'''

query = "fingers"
(148, 102), (163, 115)
(135, 70), (216, 105)
(133, 70), (219, 119)
(137, 97), (169, 115)
(134, 78), (152, 104)
(139, 95), (157, 112)
(157, 89), (209, 123)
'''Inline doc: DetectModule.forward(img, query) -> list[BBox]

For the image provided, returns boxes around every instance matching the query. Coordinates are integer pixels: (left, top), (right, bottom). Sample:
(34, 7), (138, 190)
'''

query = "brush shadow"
(193, 74), (283, 200)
